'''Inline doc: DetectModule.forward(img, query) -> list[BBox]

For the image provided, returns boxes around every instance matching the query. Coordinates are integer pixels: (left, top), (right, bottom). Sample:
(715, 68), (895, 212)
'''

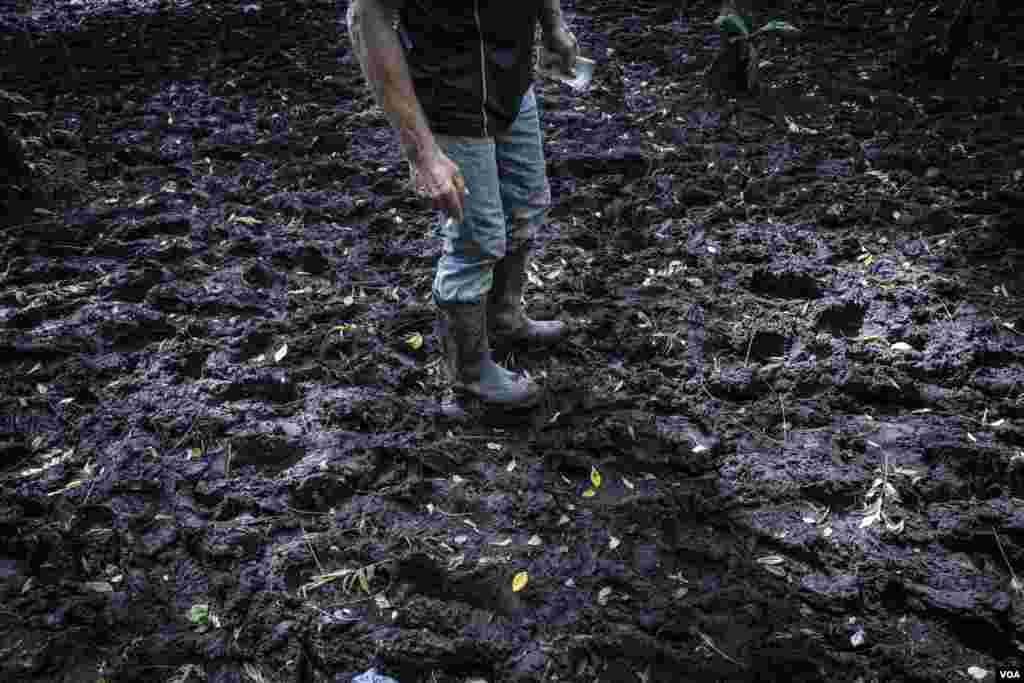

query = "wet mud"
(1, 0), (1023, 681)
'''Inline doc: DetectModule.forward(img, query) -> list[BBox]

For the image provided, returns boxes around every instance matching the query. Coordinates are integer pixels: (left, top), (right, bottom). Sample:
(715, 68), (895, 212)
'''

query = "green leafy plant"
(860, 447), (919, 533)
(714, 13), (800, 40)
(707, 13), (800, 99)
(187, 603), (220, 633)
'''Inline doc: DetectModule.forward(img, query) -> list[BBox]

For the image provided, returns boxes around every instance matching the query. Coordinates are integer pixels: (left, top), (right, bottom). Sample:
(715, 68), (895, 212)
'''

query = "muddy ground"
(1, 0), (1024, 681)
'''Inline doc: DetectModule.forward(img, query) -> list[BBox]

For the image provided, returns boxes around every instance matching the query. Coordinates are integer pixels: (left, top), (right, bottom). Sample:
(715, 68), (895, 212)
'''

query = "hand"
(410, 146), (466, 223)
(542, 23), (578, 75)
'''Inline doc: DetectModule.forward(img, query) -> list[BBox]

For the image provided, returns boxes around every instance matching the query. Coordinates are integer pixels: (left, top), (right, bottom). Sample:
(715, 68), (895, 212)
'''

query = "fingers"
(423, 174), (465, 224)
(411, 157), (466, 223)
(438, 173), (465, 223)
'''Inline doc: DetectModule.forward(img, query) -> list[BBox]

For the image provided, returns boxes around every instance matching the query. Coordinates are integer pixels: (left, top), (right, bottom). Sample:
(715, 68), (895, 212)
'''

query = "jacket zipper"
(472, 0), (489, 137)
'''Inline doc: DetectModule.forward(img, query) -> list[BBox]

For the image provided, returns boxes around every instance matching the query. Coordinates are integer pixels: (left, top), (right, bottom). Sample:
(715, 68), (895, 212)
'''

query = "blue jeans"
(432, 87), (552, 305)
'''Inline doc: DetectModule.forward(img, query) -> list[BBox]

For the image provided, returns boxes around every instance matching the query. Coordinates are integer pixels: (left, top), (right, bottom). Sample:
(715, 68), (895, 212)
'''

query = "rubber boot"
(489, 245), (567, 346)
(436, 298), (541, 410)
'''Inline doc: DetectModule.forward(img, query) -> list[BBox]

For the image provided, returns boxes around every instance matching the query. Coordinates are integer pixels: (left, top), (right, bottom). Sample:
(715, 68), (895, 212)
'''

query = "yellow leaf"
(582, 487), (596, 498)
(590, 466), (602, 489)
(405, 332), (423, 350)
(512, 571), (529, 593)
(47, 480), (83, 496)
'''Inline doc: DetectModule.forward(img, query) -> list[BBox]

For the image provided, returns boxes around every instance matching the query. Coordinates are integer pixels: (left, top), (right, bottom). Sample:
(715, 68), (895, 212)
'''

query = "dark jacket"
(398, 0), (542, 137)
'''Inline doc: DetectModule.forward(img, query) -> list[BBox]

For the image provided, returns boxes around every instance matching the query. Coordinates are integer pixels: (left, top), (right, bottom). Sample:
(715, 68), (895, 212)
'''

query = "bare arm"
(348, 0), (464, 219)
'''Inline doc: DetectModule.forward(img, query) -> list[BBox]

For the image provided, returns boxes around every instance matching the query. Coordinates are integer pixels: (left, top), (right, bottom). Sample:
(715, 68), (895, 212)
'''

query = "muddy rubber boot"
(436, 298), (541, 414)
(489, 245), (567, 346)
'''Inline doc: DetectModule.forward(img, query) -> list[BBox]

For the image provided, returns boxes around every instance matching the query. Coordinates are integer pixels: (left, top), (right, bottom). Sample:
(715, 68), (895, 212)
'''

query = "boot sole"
(440, 391), (541, 423)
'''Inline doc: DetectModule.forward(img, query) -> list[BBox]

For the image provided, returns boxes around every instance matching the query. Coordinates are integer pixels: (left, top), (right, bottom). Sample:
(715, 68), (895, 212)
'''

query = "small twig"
(171, 413), (200, 451)
(302, 522), (325, 575)
(698, 376), (718, 403)
(778, 393), (788, 443)
(80, 477), (98, 506)
(938, 299), (954, 321)
(224, 442), (233, 479)
(696, 629), (743, 667)
(881, 450), (890, 507)
(992, 526), (1022, 592)
(744, 327), (757, 368)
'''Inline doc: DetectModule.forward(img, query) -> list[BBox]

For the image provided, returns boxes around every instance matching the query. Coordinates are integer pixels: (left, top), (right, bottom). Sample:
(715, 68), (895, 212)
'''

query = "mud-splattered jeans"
(432, 87), (552, 305)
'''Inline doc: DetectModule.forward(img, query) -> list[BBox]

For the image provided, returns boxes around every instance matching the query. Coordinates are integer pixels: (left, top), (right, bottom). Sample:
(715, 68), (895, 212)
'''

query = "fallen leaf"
(581, 487), (596, 498)
(491, 537), (512, 547)
(885, 517), (905, 534)
(890, 342), (914, 353)
(597, 586), (612, 605)
(850, 629), (865, 648)
(558, 514), (570, 526)
(622, 477), (634, 490)
(967, 666), (991, 681)
(405, 332), (423, 350)
(528, 535), (543, 546)
(506, 458), (517, 472)
(487, 442), (503, 451)
(188, 604), (210, 624)
(84, 581), (114, 594)
(512, 571), (529, 592)
(47, 480), (83, 496)
(453, 535), (469, 544)
(273, 343), (288, 363)
(860, 513), (880, 529)
(590, 466), (602, 489)
(609, 536), (621, 550)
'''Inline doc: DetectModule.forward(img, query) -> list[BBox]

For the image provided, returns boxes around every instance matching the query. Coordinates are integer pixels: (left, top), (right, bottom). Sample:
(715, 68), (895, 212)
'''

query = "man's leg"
(490, 86), (567, 346)
(432, 135), (540, 411)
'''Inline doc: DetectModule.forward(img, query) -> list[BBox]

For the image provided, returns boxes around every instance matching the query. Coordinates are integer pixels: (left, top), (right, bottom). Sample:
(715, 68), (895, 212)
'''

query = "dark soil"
(2, 1), (1024, 681)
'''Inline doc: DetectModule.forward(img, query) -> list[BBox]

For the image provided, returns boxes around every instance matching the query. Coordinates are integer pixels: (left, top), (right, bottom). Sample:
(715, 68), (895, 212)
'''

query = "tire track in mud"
(1, 0), (1024, 681)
